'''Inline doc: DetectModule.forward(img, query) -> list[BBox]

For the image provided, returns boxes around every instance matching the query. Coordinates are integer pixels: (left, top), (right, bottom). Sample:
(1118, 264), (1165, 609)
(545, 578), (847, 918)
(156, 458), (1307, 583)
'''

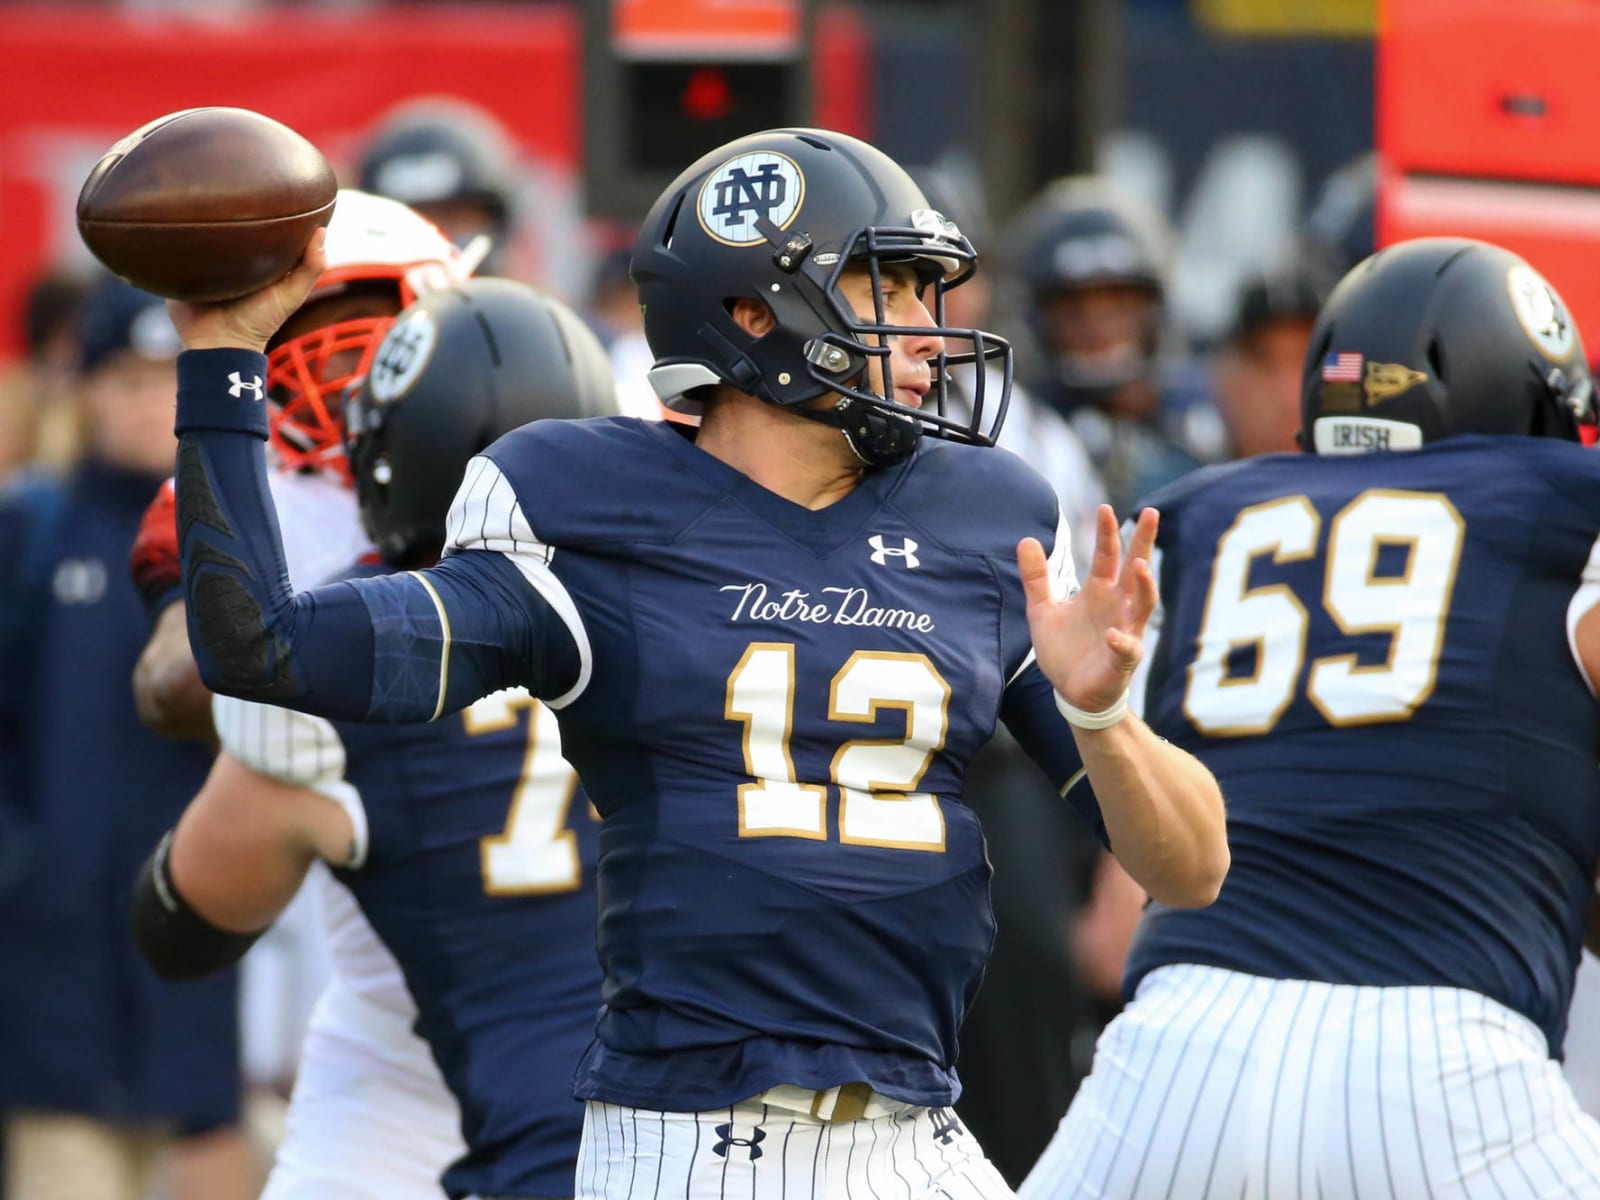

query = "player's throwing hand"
(1019, 504), (1159, 717)
(167, 228), (328, 354)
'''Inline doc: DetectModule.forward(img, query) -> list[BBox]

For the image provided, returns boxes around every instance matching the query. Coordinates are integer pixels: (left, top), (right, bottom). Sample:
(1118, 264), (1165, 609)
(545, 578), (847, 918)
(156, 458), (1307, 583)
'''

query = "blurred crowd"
(0, 86), (1592, 1200)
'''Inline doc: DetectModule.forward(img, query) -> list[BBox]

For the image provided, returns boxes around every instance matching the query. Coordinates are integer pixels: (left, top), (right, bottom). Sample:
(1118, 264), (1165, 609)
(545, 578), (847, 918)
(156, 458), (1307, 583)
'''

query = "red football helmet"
(266, 188), (476, 481)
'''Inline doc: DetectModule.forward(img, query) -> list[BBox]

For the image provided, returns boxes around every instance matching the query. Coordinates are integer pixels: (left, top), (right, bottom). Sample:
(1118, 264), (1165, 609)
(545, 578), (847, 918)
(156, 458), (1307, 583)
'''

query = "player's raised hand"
(167, 228), (327, 355)
(1019, 504), (1159, 718)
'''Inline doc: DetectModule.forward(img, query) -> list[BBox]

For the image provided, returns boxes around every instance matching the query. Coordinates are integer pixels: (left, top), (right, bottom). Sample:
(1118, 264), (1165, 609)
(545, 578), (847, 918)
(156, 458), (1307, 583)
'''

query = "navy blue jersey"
(0, 462), (238, 1126)
(171, 352), (1104, 1115)
(220, 559), (601, 1199)
(445, 418), (1099, 1111)
(1125, 436), (1600, 1055)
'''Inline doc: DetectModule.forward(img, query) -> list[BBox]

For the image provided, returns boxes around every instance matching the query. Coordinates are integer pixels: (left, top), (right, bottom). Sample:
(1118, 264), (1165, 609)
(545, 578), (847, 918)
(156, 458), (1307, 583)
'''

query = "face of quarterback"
(832, 261), (943, 409)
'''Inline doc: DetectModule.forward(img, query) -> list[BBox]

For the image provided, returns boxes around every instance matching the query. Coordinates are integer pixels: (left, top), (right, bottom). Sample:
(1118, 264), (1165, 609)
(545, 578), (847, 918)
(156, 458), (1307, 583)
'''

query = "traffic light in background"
(583, 0), (812, 221)
(623, 62), (794, 173)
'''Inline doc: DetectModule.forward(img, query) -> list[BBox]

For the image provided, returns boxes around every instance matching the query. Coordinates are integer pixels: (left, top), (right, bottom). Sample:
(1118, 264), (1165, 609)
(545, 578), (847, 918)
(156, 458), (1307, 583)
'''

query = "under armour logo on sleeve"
(228, 372), (265, 401)
(868, 534), (921, 568)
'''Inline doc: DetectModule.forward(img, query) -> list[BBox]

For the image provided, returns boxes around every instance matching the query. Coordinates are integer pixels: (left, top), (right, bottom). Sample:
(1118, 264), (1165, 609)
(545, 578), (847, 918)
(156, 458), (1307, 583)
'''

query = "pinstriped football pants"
(575, 1098), (1015, 1200)
(1020, 964), (1600, 1199)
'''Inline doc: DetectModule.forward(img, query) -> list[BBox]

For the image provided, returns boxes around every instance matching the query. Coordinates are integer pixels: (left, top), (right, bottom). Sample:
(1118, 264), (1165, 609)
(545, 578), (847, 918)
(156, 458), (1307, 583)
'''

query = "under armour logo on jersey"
(228, 372), (264, 401)
(929, 1108), (964, 1145)
(712, 1123), (766, 1160)
(868, 534), (921, 568)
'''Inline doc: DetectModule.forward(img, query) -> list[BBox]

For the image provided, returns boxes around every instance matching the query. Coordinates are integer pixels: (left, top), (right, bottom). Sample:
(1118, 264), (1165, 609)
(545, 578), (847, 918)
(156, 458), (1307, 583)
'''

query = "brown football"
(77, 107), (337, 302)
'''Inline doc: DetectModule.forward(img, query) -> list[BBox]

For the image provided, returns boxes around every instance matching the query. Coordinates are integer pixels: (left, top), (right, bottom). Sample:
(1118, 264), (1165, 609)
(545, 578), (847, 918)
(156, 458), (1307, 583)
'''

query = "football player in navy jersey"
(1022, 237), (1600, 1199)
(134, 279), (614, 1200)
(154, 128), (1228, 1200)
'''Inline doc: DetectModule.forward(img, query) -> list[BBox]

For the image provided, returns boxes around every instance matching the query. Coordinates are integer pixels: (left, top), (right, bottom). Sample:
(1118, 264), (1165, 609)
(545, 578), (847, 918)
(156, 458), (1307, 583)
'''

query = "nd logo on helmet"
(697, 152), (806, 247)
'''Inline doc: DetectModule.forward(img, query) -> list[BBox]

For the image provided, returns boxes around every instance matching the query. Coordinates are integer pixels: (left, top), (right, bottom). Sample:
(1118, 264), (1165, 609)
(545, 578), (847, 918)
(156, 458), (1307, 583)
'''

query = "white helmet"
(267, 189), (479, 479)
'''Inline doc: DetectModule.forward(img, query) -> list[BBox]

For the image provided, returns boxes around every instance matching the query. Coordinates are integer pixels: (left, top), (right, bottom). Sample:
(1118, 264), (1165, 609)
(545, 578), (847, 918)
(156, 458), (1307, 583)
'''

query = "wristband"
(175, 348), (272, 439)
(1055, 687), (1130, 730)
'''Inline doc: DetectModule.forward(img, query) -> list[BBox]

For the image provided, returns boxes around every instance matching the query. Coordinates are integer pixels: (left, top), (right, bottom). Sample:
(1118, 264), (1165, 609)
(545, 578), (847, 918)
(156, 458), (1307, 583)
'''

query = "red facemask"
(266, 313), (396, 483)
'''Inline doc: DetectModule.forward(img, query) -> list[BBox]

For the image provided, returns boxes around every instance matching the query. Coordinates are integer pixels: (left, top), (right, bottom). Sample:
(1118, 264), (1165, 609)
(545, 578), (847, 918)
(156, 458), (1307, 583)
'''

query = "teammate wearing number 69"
(133, 279), (616, 1200)
(1022, 237), (1600, 1199)
(154, 127), (1227, 1200)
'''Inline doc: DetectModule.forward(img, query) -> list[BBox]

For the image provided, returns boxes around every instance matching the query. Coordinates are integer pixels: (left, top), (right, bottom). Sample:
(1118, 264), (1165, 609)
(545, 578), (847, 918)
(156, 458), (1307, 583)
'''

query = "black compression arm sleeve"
(130, 832), (265, 982)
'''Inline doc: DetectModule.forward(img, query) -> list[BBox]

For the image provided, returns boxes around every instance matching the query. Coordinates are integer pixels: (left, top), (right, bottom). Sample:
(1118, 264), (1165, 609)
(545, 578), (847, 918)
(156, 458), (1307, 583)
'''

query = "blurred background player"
(0, 270), (88, 481)
(1023, 238), (1600, 1198)
(1210, 258), (1327, 459)
(0, 276), (253, 1200)
(134, 278), (615, 1200)
(359, 96), (522, 278)
(1003, 176), (1225, 514)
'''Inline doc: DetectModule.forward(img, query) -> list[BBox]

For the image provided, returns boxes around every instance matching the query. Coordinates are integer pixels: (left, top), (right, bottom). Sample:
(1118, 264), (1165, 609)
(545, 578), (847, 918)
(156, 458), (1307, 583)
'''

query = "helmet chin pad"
(791, 394), (923, 467)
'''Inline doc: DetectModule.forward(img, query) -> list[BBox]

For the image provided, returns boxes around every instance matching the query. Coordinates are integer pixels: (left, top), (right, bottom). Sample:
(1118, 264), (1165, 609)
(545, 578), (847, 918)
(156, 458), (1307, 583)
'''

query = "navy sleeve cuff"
(176, 348), (271, 440)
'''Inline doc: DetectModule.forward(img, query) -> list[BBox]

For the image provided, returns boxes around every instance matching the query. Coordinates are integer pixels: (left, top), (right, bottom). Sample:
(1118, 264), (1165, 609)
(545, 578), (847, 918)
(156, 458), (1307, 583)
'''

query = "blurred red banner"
(0, 2), (867, 361)
(1378, 0), (1600, 351)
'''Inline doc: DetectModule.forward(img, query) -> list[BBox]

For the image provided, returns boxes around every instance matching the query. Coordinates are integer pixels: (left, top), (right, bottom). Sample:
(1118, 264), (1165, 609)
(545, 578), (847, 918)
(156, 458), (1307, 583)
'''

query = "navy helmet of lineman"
(630, 127), (1014, 467)
(345, 277), (619, 569)
(1299, 236), (1595, 455)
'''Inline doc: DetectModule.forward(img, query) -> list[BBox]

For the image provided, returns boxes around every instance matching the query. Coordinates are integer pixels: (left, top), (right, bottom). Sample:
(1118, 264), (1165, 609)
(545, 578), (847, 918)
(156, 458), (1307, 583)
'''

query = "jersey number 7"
(1183, 489), (1464, 736)
(463, 690), (587, 894)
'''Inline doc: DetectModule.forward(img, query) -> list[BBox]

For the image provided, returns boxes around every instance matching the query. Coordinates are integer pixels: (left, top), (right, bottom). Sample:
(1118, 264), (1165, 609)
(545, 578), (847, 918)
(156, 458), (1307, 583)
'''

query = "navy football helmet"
(358, 98), (520, 274)
(1004, 176), (1170, 406)
(1301, 237), (1594, 454)
(345, 278), (618, 566)
(631, 128), (1012, 467)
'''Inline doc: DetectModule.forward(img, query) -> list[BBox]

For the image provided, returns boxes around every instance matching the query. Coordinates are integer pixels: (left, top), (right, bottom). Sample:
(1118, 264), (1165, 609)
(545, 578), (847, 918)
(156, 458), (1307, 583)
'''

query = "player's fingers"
(288, 227), (327, 289)
(1117, 506), (1158, 594)
(1107, 626), (1142, 667)
(1017, 537), (1052, 607)
(1127, 506), (1159, 565)
(258, 228), (327, 335)
(1127, 557), (1158, 629)
(1089, 504), (1121, 583)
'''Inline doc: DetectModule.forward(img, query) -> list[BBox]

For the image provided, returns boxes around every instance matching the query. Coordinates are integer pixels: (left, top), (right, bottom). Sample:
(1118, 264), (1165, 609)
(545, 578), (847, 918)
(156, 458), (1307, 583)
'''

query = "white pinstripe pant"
(1020, 964), (1600, 1200)
(575, 1096), (1015, 1200)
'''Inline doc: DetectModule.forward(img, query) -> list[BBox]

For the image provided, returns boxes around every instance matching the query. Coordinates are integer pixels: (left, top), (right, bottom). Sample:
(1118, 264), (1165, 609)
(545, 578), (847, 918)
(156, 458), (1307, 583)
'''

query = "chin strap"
(791, 394), (923, 467)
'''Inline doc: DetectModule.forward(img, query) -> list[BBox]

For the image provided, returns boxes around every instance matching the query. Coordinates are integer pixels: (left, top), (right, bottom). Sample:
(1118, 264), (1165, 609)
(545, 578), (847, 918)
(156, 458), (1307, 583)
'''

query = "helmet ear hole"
(724, 297), (776, 340)
(1427, 338), (1446, 382)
